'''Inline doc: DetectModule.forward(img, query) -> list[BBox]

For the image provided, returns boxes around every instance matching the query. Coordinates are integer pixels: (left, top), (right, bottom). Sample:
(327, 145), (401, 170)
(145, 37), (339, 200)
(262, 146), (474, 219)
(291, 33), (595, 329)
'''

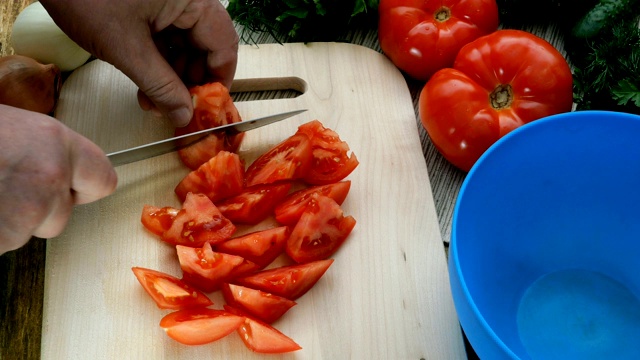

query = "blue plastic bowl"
(450, 111), (640, 360)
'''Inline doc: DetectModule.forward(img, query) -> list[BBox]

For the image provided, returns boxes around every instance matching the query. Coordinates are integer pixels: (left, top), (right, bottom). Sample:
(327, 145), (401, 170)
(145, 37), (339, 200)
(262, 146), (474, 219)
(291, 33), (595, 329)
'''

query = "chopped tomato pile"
(132, 82), (358, 354)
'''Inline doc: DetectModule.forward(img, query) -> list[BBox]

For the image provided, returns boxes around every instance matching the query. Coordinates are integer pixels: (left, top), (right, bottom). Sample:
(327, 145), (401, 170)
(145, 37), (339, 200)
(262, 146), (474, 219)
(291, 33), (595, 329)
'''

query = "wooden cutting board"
(42, 42), (465, 359)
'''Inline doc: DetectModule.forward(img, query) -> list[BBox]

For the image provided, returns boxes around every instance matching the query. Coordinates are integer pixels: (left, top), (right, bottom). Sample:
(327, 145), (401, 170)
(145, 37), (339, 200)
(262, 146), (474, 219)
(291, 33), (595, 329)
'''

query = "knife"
(107, 109), (307, 166)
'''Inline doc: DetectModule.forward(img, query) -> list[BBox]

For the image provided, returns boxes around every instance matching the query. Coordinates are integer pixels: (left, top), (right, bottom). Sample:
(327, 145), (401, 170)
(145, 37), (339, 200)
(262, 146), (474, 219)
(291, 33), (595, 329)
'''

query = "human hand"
(40, 0), (239, 127)
(0, 105), (117, 254)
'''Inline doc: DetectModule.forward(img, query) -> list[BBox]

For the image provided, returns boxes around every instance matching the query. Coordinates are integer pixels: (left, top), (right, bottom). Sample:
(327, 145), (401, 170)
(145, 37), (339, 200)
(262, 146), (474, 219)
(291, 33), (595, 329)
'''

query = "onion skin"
(0, 55), (61, 114)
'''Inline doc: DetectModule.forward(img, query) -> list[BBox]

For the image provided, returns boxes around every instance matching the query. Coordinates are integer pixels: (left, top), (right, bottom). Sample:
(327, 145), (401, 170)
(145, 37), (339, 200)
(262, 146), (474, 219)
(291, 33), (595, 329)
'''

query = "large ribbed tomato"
(378, 0), (499, 81)
(419, 30), (574, 172)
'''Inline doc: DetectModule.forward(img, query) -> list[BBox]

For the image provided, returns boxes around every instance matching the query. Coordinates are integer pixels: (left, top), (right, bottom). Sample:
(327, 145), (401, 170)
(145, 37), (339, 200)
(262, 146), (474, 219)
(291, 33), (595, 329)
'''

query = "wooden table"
(1, 2), (566, 359)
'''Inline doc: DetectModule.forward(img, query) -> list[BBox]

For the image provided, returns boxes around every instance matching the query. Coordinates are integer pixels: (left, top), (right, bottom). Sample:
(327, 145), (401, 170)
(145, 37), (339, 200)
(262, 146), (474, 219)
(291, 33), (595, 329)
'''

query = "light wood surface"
(42, 42), (466, 359)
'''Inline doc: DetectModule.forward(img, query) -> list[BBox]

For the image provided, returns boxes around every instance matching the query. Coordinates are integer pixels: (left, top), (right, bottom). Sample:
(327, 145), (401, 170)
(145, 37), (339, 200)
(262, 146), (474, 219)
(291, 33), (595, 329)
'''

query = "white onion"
(10, 2), (91, 72)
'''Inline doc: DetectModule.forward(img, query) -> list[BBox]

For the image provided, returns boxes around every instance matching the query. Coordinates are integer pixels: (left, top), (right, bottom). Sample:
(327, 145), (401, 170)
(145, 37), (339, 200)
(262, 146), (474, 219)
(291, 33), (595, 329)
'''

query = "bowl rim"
(450, 110), (640, 357)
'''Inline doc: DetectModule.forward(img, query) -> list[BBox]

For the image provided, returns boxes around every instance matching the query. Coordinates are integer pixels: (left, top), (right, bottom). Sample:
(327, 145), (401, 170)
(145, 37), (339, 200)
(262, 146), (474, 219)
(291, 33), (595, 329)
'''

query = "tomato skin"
(274, 181), (351, 225)
(296, 121), (359, 185)
(286, 194), (356, 263)
(244, 133), (313, 187)
(233, 259), (334, 300)
(224, 305), (302, 353)
(159, 308), (245, 346)
(419, 29), (574, 172)
(213, 226), (290, 268)
(221, 283), (296, 324)
(132, 267), (213, 310)
(176, 82), (244, 170)
(216, 183), (292, 225)
(175, 151), (245, 203)
(378, 0), (499, 81)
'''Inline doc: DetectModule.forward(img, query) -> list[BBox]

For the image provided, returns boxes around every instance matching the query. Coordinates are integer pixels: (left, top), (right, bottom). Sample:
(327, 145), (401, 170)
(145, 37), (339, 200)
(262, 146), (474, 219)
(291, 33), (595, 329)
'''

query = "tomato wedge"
(175, 82), (244, 170)
(286, 194), (356, 263)
(244, 133), (313, 187)
(213, 226), (290, 268)
(274, 181), (351, 225)
(216, 183), (292, 224)
(160, 308), (245, 346)
(224, 305), (302, 353)
(175, 150), (245, 203)
(233, 259), (334, 300)
(177, 242), (256, 293)
(221, 283), (296, 324)
(296, 120), (359, 185)
(132, 267), (213, 310)
(146, 192), (235, 247)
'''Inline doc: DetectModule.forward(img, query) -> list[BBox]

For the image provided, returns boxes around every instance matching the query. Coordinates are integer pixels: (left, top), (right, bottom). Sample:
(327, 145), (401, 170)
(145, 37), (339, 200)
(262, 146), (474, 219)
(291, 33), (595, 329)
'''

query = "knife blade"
(106, 109), (307, 166)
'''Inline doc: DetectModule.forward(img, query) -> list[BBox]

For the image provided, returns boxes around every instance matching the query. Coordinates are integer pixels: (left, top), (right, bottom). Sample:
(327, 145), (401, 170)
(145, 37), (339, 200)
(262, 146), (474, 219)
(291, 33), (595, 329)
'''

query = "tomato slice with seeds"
(213, 226), (290, 268)
(233, 259), (334, 300)
(140, 205), (179, 236)
(296, 120), (358, 185)
(221, 283), (296, 324)
(274, 180), (351, 225)
(244, 133), (313, 187)
(216, 183), (292, 225)
(177, 242), (249, 293)
(224, 305), (302, 353)
(132, 267), (213, 310)
(286, 193), (356, 263)
(175, 150), (245, 203)
(175, 82), (244, 170)
(160, 308), (245, 346)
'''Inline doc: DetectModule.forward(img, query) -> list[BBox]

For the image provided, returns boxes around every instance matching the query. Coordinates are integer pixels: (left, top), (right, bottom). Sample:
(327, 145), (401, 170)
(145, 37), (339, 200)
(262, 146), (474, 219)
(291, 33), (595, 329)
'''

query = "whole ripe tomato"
(378, 0), (499, 81)
(419, 29), (574, 172)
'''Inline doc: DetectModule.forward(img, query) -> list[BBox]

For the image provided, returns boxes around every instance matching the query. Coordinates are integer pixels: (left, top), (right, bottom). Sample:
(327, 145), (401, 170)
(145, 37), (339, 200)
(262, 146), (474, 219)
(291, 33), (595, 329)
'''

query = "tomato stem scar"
(434, 7), (451, 22)
(489, 84), (514, 110)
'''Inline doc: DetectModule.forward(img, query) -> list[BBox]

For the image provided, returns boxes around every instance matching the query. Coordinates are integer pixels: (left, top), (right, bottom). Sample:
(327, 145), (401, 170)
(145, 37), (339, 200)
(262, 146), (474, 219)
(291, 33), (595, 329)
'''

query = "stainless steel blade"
(106, 109), (307, 166)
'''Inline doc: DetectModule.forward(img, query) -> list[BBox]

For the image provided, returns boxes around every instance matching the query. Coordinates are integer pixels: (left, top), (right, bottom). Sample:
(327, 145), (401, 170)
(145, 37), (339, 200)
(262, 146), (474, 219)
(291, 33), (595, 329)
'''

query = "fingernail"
(168, 107), (192, 127)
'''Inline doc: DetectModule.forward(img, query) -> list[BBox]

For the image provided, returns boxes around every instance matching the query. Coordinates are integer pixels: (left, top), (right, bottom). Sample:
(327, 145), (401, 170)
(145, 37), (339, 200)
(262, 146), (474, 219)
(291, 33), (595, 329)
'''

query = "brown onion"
(0, 54), (61, 114)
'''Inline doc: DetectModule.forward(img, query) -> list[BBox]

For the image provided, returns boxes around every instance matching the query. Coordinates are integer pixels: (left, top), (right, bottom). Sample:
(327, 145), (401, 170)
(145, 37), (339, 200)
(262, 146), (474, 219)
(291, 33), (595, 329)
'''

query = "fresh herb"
(227, 0), (379, 43)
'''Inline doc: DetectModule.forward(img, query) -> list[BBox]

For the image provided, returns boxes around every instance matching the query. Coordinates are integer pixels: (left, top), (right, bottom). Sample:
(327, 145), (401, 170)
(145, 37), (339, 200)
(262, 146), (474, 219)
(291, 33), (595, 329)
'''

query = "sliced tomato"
(296, 120), (359, 185)
(221, 283), (296, 324)
(213, 226), (290, 268)
(274, 181), (351, 225)
(132, 267), (213, 310)
(174, 150), (245, 203)
(160, 308), (245, 346)
(216, 183), (292, 224)
(176, 82), (245, 170)
(244, 133), (313, 187)
(156, 192), (235, 247)
(233, 259), (334, 300)
(140, 205), (179, 236)
(177, 242), (248, 292)
(224, 305), (302, 353)
(286, 194), (356, 263)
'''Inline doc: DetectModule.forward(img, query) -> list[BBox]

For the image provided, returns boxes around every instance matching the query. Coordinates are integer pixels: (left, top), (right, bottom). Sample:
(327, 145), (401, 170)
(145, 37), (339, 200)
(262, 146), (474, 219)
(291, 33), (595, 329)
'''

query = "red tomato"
(274, 181), (351, 225)
(244, 133), (313, 187)
(296, 120), (359, 185)
(177, 242), (254, 292)
(233, 259), (334, 300)
(132, 267), (213, 310)
(221, 283), (296, 324)
(378, 0), (499, 81)
(286, 194), (356, 263)
(175, 151), (245, 203)
(175, 82), (245, 170)
(159, 308), (245, 346)
(216, 183), (292, 224)
(213, 226), (290, 268)
(143, 193), (236, 247)
(419, 29), (574, 171)
(224, 305), (302, 353)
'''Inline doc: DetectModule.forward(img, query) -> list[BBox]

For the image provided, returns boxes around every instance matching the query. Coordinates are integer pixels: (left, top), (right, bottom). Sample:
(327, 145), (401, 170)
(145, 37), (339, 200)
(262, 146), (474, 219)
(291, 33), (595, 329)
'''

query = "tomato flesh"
(275, 181), (351, 225)
(160, 308), (245, 346)
(216, 183), (292, 224)
(244, 133), (313, 187)
(224, 305), (302, 353)
(221, 283), (296, 324)
(214, 226), (290, 268)
(132, 267), (213, 310)
(177, 242), (250, 293)
(175, 151), (245, 203)
(140, 205), (179, 236)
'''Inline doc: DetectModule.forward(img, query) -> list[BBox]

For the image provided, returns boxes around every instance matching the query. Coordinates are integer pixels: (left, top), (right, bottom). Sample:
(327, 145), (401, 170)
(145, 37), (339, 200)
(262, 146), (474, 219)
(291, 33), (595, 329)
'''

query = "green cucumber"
(572, 0), (638, 38)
